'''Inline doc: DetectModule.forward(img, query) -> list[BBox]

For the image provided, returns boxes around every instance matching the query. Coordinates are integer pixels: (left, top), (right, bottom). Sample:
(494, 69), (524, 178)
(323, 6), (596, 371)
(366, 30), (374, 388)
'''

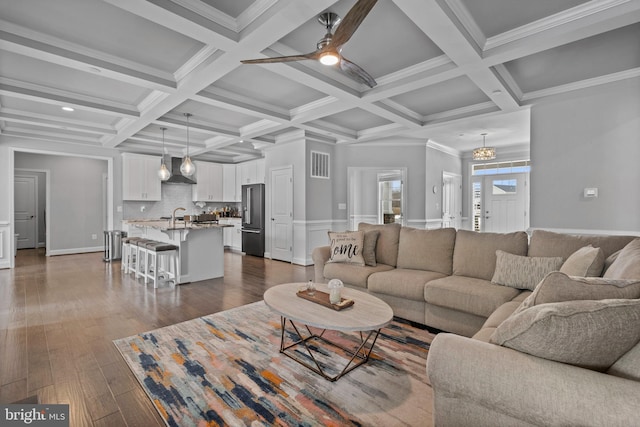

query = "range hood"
(163, 156), (196, 184)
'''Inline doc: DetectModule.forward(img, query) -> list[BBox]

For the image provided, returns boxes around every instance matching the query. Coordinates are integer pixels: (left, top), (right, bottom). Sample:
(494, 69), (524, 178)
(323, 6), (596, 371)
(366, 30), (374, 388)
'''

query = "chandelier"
(472, 133), (496, 161)
(158, 127), (171, 181)
(180, 113), (196, 177)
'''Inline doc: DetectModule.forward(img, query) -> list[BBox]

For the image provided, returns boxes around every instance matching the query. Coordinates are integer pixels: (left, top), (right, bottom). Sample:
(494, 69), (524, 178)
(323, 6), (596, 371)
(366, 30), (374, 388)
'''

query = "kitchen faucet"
(171, 207), (186, 228)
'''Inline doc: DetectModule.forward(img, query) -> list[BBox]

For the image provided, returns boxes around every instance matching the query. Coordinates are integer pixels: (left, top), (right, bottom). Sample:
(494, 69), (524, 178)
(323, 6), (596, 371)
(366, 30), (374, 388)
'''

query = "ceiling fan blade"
(330, 0), (378, 48)
(340, 57), (377, 88)
(241, 52), (318, 64)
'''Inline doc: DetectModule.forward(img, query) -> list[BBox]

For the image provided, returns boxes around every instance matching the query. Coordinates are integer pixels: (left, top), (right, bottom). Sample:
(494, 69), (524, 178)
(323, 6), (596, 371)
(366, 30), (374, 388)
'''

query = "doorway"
(442, 172), (462, 229)
(473, 172), (529, 233)
(270, 166), (293, 262)
(348, 167), (407, 230)
(14, 175), (37, 249)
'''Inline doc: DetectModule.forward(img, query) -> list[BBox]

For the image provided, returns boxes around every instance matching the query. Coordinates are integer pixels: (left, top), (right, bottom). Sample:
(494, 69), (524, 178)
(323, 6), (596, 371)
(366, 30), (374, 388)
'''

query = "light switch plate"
(338, 203), (346, 210)
(584, 188), (598, 198)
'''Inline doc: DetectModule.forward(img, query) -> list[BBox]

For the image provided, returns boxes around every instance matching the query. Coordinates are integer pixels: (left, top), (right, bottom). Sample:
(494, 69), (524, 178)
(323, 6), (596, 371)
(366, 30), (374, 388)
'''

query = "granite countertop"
(125, 219), (232, 231)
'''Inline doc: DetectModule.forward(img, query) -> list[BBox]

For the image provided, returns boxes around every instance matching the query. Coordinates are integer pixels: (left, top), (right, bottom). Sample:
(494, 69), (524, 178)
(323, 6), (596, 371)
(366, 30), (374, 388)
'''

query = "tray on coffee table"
(296, 289), (354, 311)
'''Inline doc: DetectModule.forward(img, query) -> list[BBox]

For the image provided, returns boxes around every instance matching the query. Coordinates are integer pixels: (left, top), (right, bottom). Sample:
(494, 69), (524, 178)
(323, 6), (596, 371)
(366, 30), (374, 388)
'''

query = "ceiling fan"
(241, 0), (378, 88)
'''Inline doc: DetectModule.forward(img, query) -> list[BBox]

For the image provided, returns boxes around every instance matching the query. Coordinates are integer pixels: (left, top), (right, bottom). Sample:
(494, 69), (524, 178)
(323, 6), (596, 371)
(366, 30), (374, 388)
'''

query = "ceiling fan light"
(180, 156), (196, 177)
(319, 51), (340, 66)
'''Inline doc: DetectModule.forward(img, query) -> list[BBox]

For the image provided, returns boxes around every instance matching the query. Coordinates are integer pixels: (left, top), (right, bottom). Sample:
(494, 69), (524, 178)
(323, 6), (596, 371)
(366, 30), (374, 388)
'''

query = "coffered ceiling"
(1, 0), (638, 162)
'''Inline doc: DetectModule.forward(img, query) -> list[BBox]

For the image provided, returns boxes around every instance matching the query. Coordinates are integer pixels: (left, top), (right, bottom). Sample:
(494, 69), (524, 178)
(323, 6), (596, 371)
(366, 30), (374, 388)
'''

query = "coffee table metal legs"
(278, 316), (382, 382)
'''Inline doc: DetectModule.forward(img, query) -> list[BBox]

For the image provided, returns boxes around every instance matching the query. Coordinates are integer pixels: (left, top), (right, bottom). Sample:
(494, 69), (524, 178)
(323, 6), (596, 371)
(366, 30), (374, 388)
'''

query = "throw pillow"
(516, 271), (640, 313)
(327, 231), (365, 266)
(559, 245), (605, 277)
(491, 250), (563, 291)
(603, 238), (640, 280)
(490, 298), (640, 371)
(362, 230), (379, 267)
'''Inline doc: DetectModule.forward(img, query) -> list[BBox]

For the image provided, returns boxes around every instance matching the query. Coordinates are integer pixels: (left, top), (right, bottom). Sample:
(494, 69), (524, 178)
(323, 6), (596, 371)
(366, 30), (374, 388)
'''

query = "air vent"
(311, 151), (330, 179)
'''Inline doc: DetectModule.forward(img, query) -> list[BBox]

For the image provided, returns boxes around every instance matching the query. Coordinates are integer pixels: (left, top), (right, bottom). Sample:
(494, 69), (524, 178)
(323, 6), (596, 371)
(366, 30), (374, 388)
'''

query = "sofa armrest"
(312, 246), (331, 283)
(427, 333), (640, 426)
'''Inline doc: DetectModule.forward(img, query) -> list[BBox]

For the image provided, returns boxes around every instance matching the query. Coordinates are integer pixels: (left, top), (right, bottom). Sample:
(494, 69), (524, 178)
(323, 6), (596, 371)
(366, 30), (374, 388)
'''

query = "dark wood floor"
(0, 249), (313, 426)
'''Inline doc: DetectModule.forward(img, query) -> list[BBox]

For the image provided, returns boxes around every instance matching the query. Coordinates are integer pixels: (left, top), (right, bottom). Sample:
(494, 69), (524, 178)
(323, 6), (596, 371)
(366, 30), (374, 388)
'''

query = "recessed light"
(62, 106), (75, 112)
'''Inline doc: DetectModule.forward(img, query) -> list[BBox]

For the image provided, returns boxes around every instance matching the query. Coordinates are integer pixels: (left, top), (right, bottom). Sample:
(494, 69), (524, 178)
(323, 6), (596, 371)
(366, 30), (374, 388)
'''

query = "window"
(492, 179), (517, 195)
(473, 160), (530, 176)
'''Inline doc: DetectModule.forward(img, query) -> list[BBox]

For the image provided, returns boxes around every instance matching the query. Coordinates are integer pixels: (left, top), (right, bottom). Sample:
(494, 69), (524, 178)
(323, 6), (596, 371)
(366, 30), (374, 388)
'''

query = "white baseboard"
(48, 246), (103, 256)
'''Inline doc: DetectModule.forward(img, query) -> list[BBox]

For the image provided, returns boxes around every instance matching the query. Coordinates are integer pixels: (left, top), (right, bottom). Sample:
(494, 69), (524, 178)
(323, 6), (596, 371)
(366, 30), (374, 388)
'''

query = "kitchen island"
(123, 220), (232, 284)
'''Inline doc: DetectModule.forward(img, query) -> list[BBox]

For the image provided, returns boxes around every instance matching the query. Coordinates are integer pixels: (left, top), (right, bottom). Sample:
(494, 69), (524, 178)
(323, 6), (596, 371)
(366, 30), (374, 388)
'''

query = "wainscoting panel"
(0, 222), (10, 269)
(292, 220), (348, 266)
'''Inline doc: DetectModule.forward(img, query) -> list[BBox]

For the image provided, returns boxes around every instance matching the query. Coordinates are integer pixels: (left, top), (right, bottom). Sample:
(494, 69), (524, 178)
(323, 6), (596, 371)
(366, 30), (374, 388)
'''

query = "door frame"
(441, 171), (462, 229)
(14, 171), (44, 250)
(477, 172), (529, 233)
(8, 147), (114, 267)
(268, 165), (293, 262)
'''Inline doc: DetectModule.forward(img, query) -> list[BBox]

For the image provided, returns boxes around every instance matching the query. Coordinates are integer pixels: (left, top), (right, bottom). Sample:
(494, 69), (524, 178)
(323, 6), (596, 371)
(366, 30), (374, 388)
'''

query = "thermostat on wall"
(584, 188), (598, 198)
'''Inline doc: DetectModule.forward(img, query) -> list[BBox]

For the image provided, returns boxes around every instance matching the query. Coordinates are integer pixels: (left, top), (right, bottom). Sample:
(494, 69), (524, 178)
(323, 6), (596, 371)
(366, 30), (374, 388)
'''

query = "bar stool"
(143, 242), (179, 288)
(133, 238), (153, 277)
(121, 236), (142, 272)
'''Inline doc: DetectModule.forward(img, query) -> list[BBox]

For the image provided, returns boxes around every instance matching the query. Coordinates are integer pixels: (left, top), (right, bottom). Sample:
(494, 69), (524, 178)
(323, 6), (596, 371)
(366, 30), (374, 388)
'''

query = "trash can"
(103, 230), (126, 262)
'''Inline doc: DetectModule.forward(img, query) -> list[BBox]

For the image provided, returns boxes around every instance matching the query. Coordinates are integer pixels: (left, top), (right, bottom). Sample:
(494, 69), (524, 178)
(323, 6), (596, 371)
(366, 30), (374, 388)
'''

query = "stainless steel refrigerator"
(241, 183), (265, 257)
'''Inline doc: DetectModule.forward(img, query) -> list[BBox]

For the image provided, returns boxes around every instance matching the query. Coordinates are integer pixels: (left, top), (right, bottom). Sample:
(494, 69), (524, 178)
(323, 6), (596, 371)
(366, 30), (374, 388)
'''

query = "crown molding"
(522, 67), (640, 101)
(484, 0), (632, 50)
(427, 140), (461, 157)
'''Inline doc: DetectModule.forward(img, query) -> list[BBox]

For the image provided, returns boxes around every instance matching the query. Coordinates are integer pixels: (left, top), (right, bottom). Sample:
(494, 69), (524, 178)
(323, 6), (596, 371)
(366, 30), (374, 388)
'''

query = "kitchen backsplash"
(123, 184), (240, 219)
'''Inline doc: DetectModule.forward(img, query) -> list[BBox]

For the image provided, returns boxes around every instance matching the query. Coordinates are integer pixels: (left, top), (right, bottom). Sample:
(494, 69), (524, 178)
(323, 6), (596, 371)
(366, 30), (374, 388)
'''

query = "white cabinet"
(222, 164), (239, 202)
(192, 161), (223, 202)
(122, 153), (161, 201)
(220, 218), (242, 251)
(238, 158), (265, 185)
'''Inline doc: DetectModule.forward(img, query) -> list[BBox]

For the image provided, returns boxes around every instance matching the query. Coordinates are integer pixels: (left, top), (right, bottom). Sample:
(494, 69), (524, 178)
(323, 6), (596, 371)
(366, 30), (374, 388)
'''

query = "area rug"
(113, 301), (435, 426)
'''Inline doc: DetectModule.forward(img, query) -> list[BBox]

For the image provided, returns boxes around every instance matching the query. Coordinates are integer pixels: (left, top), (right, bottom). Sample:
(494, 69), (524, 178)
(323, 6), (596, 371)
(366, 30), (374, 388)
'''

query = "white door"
(270, 166), (293, 262)
(442, 172), (462, 229)
(15, 175), (37, 249)
(483, 173), (528, 233)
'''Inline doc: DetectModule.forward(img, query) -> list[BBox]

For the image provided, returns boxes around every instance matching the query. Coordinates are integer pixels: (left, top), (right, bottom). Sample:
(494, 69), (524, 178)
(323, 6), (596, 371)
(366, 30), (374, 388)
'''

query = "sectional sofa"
(312, 223), (640, 425)
(312, 223), (634, 336)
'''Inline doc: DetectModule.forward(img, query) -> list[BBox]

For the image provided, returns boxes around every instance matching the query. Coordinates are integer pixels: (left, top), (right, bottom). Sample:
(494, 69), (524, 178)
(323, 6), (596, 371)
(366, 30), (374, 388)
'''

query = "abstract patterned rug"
(114, 301), (435, 426)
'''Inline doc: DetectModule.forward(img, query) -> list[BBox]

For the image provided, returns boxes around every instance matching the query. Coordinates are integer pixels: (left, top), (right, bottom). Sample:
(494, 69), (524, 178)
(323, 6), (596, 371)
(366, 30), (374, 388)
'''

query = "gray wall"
(530, 77), (640, 232)
(14, 152), (108, 252)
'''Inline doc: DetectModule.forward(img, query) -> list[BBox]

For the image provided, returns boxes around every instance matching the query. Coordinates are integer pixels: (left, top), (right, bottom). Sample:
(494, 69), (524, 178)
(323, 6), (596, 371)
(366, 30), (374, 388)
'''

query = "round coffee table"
(263, 282), (393, 381)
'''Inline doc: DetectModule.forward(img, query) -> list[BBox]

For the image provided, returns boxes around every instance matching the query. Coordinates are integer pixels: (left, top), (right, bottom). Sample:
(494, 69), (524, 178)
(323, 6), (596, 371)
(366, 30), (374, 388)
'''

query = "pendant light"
(180, 113), (196, 177)
(472, 133), (496, 161)
(158, 127), (171, 181)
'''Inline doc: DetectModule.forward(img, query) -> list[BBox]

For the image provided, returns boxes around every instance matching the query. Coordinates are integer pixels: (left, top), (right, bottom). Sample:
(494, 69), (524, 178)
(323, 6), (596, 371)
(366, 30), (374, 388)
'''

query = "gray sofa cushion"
(518, 271), (640, 314)
(396, 227), (456, 275)
(425, 276), (521, 318)
(603, 238), (640, 280)
(528, 229), (636, 260)
(368, 268), (447, 301)
(323, 262), (394, 289)
(358, 222), (401, 267)
(559, 245), (605, 276)
(490, 299), (640, 371)
(608, 341), (640, 381)
(491, 250), (563, 291)
(452, 230), (529, 281)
